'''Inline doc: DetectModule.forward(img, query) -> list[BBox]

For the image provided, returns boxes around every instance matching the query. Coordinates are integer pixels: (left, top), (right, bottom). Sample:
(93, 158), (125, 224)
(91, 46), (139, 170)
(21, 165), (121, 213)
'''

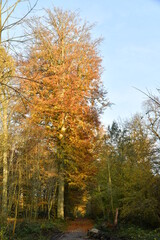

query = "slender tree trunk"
(2, 101), (8, 219)
(2, 152), (8, 217)
(1, 3), (8, 220)
(114, 208), (119, 227)
(0, 1), (2, 44)
(12, 185), (20, 235)
(57, 171), (64, 219)
(48, 198), (53, 220)
(108, 159), (114, 218)
(97, 185), (105, 218)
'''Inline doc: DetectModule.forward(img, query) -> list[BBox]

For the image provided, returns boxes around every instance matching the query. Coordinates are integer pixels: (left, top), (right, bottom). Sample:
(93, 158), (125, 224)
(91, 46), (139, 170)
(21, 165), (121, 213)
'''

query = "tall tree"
(20, 8), (108, 219)
(0, 47), (15, 218)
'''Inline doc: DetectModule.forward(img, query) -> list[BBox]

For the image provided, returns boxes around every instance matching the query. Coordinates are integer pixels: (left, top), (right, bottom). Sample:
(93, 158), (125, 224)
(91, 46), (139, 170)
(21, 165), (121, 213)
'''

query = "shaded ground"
(51, 219), (93, 240)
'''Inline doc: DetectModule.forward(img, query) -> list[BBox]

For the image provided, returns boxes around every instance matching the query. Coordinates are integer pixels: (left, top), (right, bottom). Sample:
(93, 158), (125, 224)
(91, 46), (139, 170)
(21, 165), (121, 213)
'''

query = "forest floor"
(51, 218), (94, 239)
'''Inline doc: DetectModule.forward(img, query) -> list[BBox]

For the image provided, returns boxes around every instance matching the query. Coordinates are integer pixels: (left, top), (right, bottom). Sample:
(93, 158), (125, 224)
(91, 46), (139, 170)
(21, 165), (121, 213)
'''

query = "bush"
(9, 220), (65, 240)
(0, 226), (8, 240)
(99, 224), (160, 240)
(13, 221), (41, 239)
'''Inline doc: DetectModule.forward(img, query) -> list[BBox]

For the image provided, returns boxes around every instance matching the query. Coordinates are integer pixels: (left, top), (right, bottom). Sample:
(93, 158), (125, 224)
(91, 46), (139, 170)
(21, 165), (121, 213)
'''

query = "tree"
(89, 116), (160, 227)
(0, 0), (38, 222)
(20, 8), (108, 219)
(119, 116), (159, 226)
(143, 95), (160, 141)
(88, 122), (124, 221)
(0, 46), (15, 219)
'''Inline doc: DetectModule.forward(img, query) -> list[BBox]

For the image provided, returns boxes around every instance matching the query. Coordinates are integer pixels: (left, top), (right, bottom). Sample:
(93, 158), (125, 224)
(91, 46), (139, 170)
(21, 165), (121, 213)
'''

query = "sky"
(13, 0), (160, 126)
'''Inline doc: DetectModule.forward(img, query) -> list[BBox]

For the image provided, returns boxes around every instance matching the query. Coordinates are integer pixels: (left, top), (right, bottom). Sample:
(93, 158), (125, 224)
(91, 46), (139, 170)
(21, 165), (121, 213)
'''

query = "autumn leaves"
(0, 7), (108, 222)
(21, 8), (107, 219)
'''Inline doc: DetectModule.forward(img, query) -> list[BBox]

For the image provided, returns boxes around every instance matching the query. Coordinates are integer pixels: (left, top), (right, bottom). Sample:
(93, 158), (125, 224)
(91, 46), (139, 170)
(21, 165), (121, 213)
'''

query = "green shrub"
(0, 226), (8, 240)
(96, 222), (160, 240)
(11, 220), (65, 240)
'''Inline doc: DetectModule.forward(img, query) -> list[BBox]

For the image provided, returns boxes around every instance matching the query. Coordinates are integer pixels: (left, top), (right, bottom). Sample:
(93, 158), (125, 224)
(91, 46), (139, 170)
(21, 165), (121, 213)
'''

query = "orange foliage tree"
(20, 8), (108, 219)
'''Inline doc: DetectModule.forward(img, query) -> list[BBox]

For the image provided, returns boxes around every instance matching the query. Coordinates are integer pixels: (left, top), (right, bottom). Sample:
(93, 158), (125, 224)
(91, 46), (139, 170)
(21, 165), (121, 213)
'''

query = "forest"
(0, 1), (160, 240)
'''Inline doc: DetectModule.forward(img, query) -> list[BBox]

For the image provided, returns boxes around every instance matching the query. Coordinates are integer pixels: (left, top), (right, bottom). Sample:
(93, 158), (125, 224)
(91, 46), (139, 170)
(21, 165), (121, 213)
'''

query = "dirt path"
(51, 219), (94, 240)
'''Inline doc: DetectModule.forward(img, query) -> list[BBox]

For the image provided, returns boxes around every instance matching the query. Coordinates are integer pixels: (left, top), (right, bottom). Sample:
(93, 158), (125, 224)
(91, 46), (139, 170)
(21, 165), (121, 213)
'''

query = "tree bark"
(114, 208), (119, 227)
(2, 100), (8, 219)
(57, 172), (64, 219)
(0, 1), (2, 44)
(108, 158), (114, 218)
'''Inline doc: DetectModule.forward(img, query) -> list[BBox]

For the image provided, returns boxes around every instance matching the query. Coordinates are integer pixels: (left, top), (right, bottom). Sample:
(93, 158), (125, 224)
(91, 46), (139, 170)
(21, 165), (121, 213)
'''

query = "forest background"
(0, 1), (160, 240)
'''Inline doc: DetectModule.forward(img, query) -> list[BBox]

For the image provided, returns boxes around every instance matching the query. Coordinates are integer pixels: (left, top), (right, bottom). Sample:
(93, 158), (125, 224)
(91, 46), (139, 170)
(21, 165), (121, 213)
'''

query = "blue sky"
(15, 0), (160, 126)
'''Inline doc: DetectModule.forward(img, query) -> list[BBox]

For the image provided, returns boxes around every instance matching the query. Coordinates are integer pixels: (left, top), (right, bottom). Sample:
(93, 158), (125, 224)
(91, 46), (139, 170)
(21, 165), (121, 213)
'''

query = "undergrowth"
(2, 219), (66, 240)
(96, 220), (160, 240)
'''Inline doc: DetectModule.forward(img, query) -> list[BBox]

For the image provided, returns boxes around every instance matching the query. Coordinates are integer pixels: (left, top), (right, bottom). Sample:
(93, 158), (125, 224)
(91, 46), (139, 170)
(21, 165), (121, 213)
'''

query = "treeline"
(89, 113), (160, 228)
(0, 0), (160, 234)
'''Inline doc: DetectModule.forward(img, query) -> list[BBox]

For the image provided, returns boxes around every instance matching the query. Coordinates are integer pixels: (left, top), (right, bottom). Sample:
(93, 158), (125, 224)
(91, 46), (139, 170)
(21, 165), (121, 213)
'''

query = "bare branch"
(133, 87), (160, 107)
(2, 0), (38, 32)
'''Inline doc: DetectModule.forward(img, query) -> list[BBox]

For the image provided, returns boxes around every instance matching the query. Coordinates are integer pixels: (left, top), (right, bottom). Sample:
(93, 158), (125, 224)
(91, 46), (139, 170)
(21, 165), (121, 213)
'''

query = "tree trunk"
(114, 208), (119, 227)
(57, 172), (64, 219)
(2, 150), (8, 218)
(2, 102), (8, 219)
(108, 159), (114, 218)
(0, 1), (2, 44)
